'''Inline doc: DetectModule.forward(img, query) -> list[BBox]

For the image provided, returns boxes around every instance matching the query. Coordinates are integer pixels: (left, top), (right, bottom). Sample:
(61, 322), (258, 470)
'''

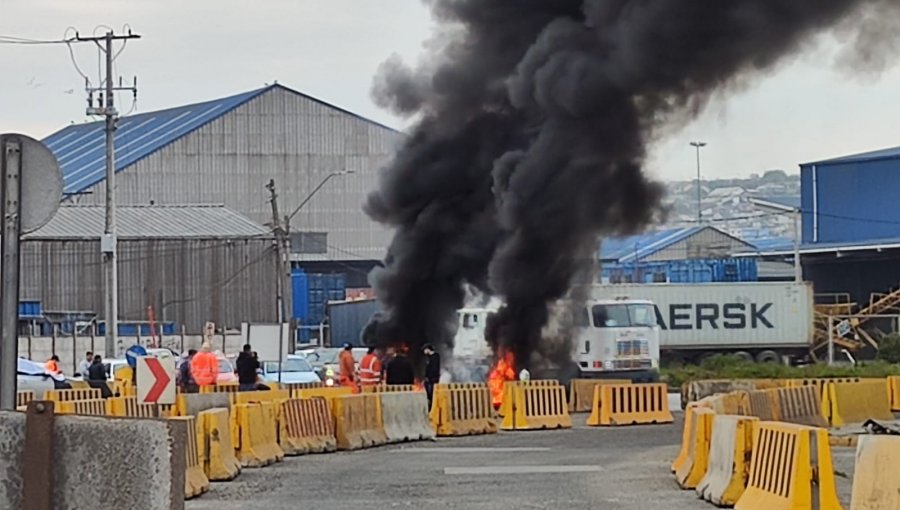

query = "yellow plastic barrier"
(672, 402), (709, 473)
(197, 408), (241, 481)
(773, 386), (827, 428)
(293, 386), (353, 406)
(674, 407), (714, 489)
(16, 391), (34, 408)
(361, 384), (420, 393)
(43, 387), (101, 403)
(332, 394), (387, 450)
(888, 376), (900, 412)
(850, 435), (900, 510)
(681, 379), (791, 408)
(707, 391), (750, 415)
(587, 383), (673, 426)
(500, 380), (570, 430)
(745, 389), (781, 421)
(199, 382), (239, 394)
(107, 396), (174, 418)
(786, 376), (868, 397)
(429, 383), (497, 436)
(55, 399), (109, 416)
(170, 416), (210, 500)
(231, 403), (284, 467)
(697, 415), (758, 506)
(232, 389), (291, 405)
(278, 397), (337, 455)
(568, 379), (631, 413)
(822, 380), (893, 428)
(735, 422), (842, 510)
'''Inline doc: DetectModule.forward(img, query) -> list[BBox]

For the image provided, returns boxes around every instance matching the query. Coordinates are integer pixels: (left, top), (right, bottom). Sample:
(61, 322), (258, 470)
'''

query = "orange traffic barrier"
(568, 379), (630, 413)
(500, 380), (570, 431)
(429, 383), (497, 436)
(587, 383), (673, 426)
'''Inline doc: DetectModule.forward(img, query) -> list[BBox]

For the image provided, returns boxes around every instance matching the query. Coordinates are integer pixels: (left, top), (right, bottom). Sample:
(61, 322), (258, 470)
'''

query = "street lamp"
(286, 170), (356, 227)
(690, 141), (707, 223)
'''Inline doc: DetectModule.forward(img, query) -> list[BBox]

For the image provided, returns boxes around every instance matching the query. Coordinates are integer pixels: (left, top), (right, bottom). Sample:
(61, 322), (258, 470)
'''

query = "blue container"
(18, 300), (42, 318)
(291, 269), (347, 325)
(603, 258), (758, 284)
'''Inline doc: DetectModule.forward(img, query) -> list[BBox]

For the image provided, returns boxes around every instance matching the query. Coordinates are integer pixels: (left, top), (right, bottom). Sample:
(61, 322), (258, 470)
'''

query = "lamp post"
(690, 141), (707, 223)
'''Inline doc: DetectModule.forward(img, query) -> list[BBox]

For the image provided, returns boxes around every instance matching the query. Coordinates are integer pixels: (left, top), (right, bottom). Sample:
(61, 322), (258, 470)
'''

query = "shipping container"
(291, 269), (347, 325)
(602, 258), (758, 284)
(591, 282), (813, 364)
(18, 300), (42, 318)
(327, 299), (381, 347)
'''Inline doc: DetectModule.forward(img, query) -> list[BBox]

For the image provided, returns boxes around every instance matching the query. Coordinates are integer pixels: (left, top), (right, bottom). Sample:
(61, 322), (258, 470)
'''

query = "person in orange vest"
(190, 342), (219, 388)
(338, 343), (357, 390)
(358, 346), (382, 388)
(45, 355), (62, 376)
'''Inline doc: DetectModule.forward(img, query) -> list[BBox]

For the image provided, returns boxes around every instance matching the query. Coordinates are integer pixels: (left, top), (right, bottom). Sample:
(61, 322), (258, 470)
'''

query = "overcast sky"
(4, 0), (900, 182)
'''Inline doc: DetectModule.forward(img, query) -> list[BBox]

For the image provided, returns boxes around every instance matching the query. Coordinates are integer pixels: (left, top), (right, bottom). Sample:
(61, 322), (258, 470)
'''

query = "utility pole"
(690, 141), (707, 224)
(75, 29), (141, 357)
(266, 180), (289, 382)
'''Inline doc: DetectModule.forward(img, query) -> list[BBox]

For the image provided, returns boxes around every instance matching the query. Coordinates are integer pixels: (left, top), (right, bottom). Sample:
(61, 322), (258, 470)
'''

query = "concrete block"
(181, 392), (232, 416)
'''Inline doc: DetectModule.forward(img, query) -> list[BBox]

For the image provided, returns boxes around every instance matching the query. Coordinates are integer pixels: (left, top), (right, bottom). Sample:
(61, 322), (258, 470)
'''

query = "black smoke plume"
(364, 0), (900, 372)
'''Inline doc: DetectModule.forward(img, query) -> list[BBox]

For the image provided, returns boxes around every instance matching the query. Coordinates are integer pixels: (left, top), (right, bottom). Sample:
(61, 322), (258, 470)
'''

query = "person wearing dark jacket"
(87, 355), (112, 398)
(423, 345), (441, 409)
(385, 350), (415, 385)
(236, 344), (260, 391)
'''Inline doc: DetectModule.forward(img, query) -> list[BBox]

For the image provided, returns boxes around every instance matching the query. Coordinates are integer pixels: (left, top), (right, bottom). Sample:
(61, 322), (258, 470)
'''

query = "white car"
(17, 358), (67, 394)
(260, 357), (321, 384)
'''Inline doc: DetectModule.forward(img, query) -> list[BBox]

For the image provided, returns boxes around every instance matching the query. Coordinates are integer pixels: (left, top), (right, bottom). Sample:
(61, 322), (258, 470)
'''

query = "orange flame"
(488, 349), (516, 408)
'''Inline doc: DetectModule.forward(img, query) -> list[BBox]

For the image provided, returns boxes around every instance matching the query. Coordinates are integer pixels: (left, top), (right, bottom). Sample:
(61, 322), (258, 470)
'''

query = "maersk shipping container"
(591, 282), (813, 363)
(327, 299), (381, 347)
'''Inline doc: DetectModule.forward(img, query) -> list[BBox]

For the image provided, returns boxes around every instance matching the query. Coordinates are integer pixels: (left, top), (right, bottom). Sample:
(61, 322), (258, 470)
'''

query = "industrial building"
(19, 205), (278, 334)
(40, 84), (403, 334)
(43, 84), (402, 288)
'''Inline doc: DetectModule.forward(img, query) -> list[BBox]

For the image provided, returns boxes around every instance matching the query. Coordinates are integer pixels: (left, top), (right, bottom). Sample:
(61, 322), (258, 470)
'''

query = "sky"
(4, 0), (900, 182)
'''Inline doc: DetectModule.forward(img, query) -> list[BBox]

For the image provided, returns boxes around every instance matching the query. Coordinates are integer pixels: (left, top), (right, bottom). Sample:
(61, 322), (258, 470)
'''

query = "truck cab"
(572, 298), (661, 382)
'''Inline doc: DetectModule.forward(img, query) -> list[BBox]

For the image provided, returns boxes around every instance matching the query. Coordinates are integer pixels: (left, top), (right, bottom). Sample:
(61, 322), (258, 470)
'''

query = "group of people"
(177, 342), (267, 393)
(339, 343), (441, 407)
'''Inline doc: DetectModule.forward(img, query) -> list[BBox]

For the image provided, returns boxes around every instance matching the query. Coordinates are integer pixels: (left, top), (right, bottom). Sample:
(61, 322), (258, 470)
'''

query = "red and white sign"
(136, 356), (176, 405)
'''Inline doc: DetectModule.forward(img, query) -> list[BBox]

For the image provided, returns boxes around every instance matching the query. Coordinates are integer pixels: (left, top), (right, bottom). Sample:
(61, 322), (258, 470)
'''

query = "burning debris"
(365, 0), (900, 376)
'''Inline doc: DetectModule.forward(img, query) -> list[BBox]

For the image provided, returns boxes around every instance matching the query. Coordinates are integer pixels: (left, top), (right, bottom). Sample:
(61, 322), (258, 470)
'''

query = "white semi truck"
(450, 297), (661, 382)
(590, 282), (814, 364)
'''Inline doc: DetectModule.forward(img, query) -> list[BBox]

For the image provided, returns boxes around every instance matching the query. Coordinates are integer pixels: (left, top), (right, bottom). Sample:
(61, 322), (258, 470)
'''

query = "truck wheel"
(756, 350), (781, 364)
(733, 351), (754, 363)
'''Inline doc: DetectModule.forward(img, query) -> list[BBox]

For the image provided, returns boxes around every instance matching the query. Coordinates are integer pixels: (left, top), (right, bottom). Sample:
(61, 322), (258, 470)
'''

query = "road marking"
(444, 465), (602, 475)
(400, 447), (551, 453)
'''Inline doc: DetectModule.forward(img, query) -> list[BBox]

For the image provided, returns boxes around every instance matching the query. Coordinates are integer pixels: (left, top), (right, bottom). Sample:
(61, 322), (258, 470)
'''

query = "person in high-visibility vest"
(338, 343), (357, 390)
(358, 347), (382, 388)
(45, 355), (61, 376)
(190, 342), (219, 388)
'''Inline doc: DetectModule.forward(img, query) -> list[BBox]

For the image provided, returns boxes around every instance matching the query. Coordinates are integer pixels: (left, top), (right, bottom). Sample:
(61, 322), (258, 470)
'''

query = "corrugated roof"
(600, 226), (704, 262)
(24, 205), (271, 240)
(803, 145), (900, 166)
(41, 83), (400, 196)
(748, 195), (801, 211)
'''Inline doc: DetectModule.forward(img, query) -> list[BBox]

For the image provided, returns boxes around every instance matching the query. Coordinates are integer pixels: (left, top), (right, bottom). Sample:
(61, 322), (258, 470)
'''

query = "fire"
(414, 379), (425, 391)
(488, 349), (516, 408)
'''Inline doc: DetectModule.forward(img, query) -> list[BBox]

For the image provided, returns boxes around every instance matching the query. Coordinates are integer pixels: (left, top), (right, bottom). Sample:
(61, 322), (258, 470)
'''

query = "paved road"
(187, 413), (856, 510)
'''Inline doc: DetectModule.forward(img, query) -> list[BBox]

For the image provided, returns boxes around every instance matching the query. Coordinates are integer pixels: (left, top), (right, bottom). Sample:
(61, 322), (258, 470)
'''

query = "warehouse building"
(43, 84), (401, 288)
(20, 205), (278, 334)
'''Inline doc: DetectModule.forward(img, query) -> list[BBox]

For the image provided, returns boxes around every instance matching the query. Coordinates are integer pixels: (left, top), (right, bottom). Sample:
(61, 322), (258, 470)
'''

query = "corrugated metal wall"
(77, 87), (400, 261)
(19, 238), (278, 333)
(641, 228), (753, 261)
(801, 159), (900, 244)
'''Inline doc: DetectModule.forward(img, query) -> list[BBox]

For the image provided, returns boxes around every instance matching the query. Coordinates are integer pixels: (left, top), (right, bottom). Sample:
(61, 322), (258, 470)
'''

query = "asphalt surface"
(186, 411), (858, 510)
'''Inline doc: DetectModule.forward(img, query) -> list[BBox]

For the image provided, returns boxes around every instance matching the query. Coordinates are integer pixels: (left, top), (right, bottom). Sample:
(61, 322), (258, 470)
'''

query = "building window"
(290, 232), (328, 254)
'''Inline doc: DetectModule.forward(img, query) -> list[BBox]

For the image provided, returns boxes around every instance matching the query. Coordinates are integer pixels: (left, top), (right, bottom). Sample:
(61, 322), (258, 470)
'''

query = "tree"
(877, 333), (900, 364)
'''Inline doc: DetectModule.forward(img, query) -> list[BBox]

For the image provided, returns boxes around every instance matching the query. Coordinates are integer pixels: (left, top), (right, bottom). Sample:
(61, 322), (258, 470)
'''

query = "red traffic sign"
(136, 356), (176, 405)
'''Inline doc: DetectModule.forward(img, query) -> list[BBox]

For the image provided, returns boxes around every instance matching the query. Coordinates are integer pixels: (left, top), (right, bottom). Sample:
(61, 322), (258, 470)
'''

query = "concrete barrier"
(745, 389), (780, 421)
(169, 416), (209, 500)
(822, 380), (893, 428)
(681, 379), (787, 408)
(197, 407), (241, 481)
(380, 391), (436, 443)
(278, 397), (337, 455)
(500, 380), (571, 431)
(774, 386), (827, 427)
(697, 415), (758, 506)
(332, 394), (387, 450)
(735, 422), (842, 510)
(175, 392), (231, 417)
(232, 389), (291, 405)
(0, 409), (184, 509)
(568, 379), (630, 413)
(231, 403), (284, 467)
(675, 407), (714, 489)
(430, 383), (497, 437)
(707, 391), (749, 415)
(588, 383), (673, 426)
(850, 435), (900, 510)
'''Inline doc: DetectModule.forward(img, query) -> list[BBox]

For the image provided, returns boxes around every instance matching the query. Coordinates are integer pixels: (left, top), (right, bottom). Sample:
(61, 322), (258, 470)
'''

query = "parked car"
(103, 358), (130, 381)
(305, 347), (367, 382)
(259, 357), (321, 384)
(17, 358), (68, 394)
(217, 356), (237, 384)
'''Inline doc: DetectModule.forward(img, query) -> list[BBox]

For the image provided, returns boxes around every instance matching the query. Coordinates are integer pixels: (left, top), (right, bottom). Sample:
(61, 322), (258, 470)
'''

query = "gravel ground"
(185, 411), (857, 510)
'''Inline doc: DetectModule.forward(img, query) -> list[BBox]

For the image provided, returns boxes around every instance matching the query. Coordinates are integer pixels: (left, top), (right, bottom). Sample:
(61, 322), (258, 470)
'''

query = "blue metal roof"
(43, 86), (269, 195)
(803, 145), (900, 166)
(600, 226), (704, 263)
